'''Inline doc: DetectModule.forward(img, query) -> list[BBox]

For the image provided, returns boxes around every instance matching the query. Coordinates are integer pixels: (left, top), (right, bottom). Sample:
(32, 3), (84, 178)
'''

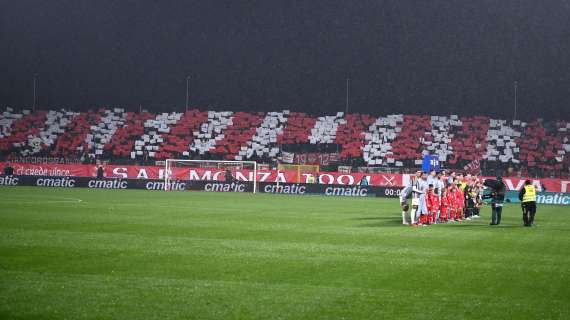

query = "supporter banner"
(11, 156), (83, 165)
(422, 155), (440, 172)
(1, 162), (569, 193)
(0, 162), (403, 187)
(281, 152), (294, 164)
(294, 152), (339, 165)
(3, 162), (93, 177)
(463, 159), (481, 175)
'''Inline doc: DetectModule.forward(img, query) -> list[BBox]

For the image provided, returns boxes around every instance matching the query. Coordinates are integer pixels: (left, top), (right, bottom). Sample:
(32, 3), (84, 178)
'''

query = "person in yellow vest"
(458, 173), (468, 191)
(457, 173), (468, 218)
(518, 180), (537, 227)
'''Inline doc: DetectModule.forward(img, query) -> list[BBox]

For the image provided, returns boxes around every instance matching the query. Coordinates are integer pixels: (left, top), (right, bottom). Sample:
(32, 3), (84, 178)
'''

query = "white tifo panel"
(237, 110), (289, 160)
(0, 107), (23, 139)
(308, 112), (345, 144)
(190, 111), (233, 155)
(133, 112), (181, 158)
(85, 108), (127, 158)
(24, 109), (78, 155)
(363, 114), (404, 166)
(484, 119), (524, 163)
(423, 115), (462, 162)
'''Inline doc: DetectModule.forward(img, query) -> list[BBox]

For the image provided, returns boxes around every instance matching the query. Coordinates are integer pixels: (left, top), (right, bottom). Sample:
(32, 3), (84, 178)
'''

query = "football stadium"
(1, 1), (570, 319)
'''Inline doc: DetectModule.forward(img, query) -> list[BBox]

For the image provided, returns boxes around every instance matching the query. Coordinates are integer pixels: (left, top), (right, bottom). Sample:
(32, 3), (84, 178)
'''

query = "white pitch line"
(0, 197), (83, 204)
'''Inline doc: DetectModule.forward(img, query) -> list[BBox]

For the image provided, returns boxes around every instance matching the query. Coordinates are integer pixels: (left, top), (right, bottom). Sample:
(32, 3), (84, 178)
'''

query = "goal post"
(164, 159), (258, 192)
(277, 163), (320, 183)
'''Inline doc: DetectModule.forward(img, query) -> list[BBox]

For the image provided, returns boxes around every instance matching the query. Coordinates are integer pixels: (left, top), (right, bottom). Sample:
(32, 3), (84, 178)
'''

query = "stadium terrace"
(1, 107), (568, 178)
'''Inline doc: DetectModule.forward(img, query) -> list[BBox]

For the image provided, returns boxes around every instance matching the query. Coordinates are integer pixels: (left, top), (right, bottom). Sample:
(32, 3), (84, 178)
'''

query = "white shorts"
(412, 198), (420, 206)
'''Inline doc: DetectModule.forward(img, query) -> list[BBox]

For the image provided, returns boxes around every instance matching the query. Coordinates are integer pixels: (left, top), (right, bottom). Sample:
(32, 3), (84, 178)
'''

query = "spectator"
(4, 163), (14, 176)
(96, 165), (105, 179)
(225, 169), (233, 183)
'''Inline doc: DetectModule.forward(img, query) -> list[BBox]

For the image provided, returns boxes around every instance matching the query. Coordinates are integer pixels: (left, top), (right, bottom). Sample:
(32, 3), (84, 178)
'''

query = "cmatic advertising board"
(2, 162), (569, 193)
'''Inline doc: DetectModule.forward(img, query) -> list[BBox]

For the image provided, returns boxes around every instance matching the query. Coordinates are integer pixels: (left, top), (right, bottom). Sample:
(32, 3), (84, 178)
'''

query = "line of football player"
(400, 171), (485, 226)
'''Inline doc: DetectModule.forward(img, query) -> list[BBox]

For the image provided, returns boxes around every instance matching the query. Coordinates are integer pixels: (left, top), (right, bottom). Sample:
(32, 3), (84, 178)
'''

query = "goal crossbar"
(165, 159), (258, 193)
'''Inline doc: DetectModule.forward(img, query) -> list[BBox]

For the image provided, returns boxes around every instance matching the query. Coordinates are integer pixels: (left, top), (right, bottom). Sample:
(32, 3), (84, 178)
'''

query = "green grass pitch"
(0, 187), (568, 319)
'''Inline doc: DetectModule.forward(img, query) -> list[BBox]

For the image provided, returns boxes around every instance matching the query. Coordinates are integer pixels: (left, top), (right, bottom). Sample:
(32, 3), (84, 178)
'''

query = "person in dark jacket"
(464, 184), (476, 220)
(225, 169), (233, 183)
(3, 163), (14, 176)
(489, 177), (506, 225)
(519, 180), (537, 227)
(96, 165), (105, 179)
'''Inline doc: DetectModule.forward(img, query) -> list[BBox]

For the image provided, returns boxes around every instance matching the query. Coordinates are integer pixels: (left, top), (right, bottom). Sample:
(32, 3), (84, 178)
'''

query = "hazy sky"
(1, 1), (569, 119)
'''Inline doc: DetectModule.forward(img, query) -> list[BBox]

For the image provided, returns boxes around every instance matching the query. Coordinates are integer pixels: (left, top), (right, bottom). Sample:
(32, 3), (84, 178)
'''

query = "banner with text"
(1, 162), (569, 193)
(3, 175), (568, 204)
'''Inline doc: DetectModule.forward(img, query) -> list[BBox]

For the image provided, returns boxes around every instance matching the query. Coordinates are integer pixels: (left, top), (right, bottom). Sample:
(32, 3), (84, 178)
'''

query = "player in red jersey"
(454, 182), (465, 221)
(425, 184), (437, 225)
(448, 181), (459, 222)
(432, 184), (442, 224)
(445, 184), (455, 222)
(440, 188), (449, 222)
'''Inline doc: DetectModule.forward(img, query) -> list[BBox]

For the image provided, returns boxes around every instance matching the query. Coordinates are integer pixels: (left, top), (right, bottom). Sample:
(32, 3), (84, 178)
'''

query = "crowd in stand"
(1, 107), (569, 177)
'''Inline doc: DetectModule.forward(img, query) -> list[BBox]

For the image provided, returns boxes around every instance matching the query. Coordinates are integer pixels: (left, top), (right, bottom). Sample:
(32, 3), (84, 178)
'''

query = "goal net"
(164, 159), (258, 192)
(277, 163), (320, 183)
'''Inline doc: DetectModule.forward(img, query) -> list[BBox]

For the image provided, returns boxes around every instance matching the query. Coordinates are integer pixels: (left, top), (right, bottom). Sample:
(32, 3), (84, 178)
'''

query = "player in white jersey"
(434, 172), (446, 223)
(400, 184), (413, 225)
(416, 173), (429, 225)
(411, 171), (429, 225)
(426, 170), (438, 187)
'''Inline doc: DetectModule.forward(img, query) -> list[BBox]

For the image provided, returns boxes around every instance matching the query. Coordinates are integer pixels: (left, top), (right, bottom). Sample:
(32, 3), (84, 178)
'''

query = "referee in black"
(518, 180), (537, 227)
